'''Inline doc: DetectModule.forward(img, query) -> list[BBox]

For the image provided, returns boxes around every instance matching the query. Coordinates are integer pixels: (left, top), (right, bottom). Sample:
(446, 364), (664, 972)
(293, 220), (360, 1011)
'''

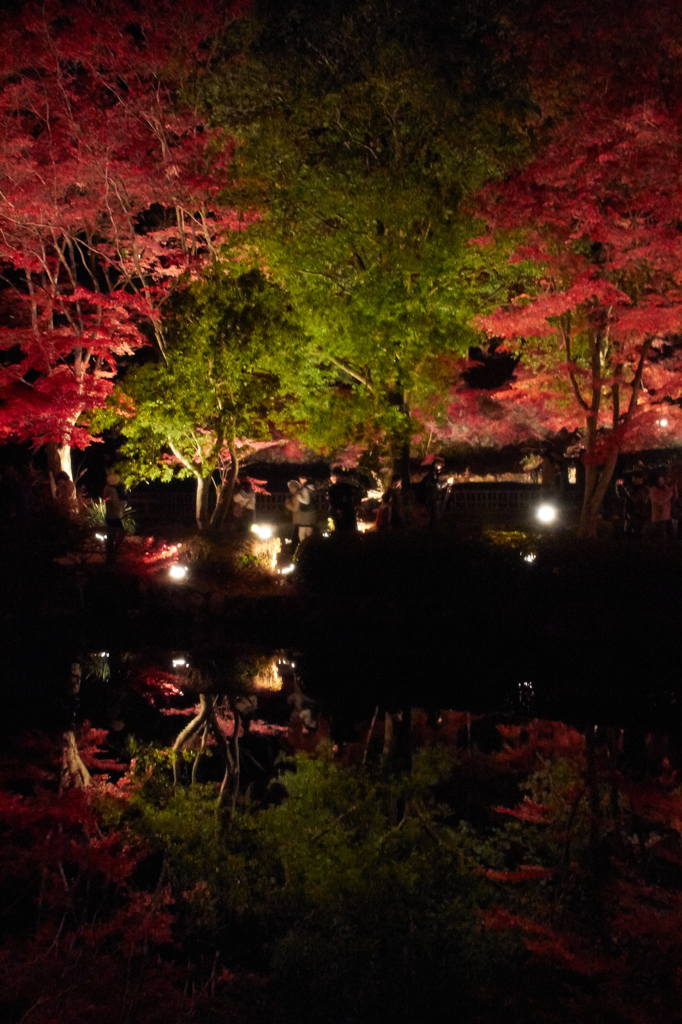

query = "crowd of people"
(282, 468), (361, 551)
(7, 451), (682, 559)
(275, 459), (453, 546)
(616, 468), (682, 541)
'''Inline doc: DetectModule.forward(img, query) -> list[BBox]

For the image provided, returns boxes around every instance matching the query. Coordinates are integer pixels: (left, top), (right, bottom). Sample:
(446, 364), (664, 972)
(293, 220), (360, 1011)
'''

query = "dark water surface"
(4, 532), (682, 747)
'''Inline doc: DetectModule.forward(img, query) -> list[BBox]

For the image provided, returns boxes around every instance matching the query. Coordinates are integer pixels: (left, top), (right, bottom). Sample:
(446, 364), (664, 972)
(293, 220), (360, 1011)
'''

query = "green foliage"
(96, 267), (308, 487)
(205, 0), (537, 460)
(113, 745), (517, 1023)
(81, 498), (136, 535)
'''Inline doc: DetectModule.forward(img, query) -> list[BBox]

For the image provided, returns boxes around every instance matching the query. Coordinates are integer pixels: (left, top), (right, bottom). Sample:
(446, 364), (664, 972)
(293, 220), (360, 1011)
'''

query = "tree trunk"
(578, 445), (620, 539)
(173, 694), (212, 785)
(46, 442), (73, 480)
(195, 474), (212, 531)
(578, 414), (599, 538)
(59, 662), (90, 792)
(578, 337), (651, 539)
(388, 389), (415, 528)
(212, 445), (239, 530)
(60, 731), (91, 790)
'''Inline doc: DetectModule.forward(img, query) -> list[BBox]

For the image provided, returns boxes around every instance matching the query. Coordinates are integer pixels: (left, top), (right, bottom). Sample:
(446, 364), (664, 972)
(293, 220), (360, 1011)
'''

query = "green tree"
(103, 268), (307, 529)
(206, 0), (535, 480)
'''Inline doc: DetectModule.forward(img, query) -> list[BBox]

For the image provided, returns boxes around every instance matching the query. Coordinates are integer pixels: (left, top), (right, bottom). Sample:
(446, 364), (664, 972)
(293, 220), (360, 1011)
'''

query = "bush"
(116, 747), (517, 1024)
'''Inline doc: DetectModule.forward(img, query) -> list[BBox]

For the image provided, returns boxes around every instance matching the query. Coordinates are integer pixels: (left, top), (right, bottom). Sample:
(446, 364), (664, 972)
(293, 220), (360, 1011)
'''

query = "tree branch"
(327, 356), (374, 393)
(624, 338), (653, 422)
(560, 319), (589, 411)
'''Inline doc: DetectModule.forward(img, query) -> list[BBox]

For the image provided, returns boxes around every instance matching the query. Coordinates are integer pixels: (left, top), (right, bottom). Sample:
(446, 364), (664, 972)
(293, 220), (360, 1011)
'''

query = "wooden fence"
(128, 484), (549, 529)
(446, 484), (543, 519)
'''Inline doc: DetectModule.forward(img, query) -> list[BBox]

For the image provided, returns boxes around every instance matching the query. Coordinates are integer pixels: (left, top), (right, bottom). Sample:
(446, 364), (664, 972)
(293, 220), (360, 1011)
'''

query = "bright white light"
(95, 532), (107, 542)
(524, 553), (536, 563)
(536, 503), (558, 524)
(172, 657), (187, 668)
(279, 564), (294, 575)
(251, 523), (273, 540)
(99, 651), (109, 658)
(169, 564), (188, 580)
(322, 532), (330, 538)
(659, 418), (669, 427)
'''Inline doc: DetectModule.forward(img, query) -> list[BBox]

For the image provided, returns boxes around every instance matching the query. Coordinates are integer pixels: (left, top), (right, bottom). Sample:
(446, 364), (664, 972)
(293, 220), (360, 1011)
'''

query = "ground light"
(95, 532), (107, 542)
(659, 418), (669, 427)
(536, 503), (558, 525)
(251, 523), (273, 540)
(279, 564), (294, 575)
(169, 563), (188, 581)
(172, 657), (188, 668)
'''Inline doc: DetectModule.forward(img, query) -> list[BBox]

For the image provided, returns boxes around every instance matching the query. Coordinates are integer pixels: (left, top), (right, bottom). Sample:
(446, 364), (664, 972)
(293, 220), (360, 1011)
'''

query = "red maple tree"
(0, 0), (248, 478)
(465, 104), (682, 535)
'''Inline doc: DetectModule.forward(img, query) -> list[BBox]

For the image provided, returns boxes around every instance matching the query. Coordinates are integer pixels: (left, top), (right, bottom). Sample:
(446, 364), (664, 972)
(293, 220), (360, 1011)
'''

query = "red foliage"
(482, 906), (608, 976)
(463, 105), (682, 476)
(0, 1), (250, 461)
(118, 537), (181, 577)
(128, 667), (185, 710)
(495, 719), (585, 772)
(493, 799), (553, 825)
(0, 776), (190, 1023)
(479, 864), (554, 882)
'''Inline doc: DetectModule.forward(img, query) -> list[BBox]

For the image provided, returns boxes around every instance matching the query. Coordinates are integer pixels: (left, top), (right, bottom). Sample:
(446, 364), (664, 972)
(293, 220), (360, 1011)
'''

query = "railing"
(128, 490), (327, 526)
(128, 484), (547, 528)
(446, 484), (543, 518)
(128, 492), (197, 524)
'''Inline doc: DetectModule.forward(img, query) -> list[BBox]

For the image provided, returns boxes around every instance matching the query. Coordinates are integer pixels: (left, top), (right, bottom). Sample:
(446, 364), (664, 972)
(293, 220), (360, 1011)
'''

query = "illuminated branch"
(327, 356), (375, 394)
(560, 319), (589, 411)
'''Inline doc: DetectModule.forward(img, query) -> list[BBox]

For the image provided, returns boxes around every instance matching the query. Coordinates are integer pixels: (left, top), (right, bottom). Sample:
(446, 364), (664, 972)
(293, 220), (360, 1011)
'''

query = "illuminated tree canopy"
(0, 0), (243, 477)
(205, 0), (536, 475)
(2, 0), (682, 534)
(100, 267), (309, 529)
(470, 106), (682, 534)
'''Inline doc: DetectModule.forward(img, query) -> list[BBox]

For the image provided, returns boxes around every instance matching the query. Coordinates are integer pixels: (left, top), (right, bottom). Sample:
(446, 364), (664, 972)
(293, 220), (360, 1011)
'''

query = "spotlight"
(95, 532), (107, 542)
(169, 564), (188, 580)
(279, 564), (294, 575)
(251, 523), (273, 540)
(172, 657), (188, 668)
(536, 503), (557, 525)
(659, 418), (669, 427)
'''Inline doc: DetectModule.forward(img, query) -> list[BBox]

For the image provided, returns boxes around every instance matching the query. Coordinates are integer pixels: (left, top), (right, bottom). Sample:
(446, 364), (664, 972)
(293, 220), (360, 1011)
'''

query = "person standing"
(617, 470), (649, 539)
(649, 474), (677, 542)
(418, 456), (448, 527)
(232, 477), (256, 530)
(52, 470), (78, 515)
(327, 467), (358, 532)
(285, 479), (300, 539)
(102, 472), (126, 563)
(294, 476), (317, 541)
